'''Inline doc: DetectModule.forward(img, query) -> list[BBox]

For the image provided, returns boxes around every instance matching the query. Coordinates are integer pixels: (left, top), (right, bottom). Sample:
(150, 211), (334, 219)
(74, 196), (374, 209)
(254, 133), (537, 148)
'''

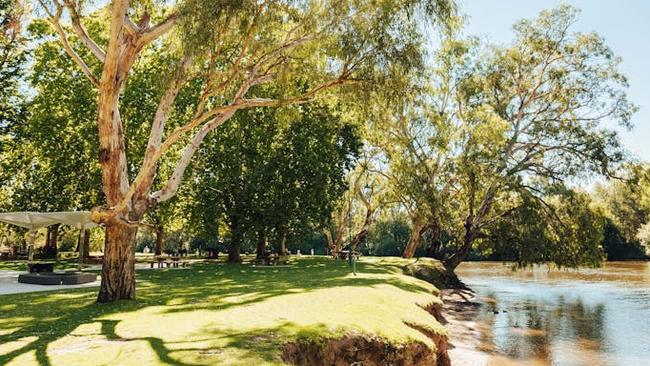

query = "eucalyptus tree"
(478, 187), (606, 267)
(34, 0), (455, 301)
(0, 0), (26, 250)
(377, 6), (634, 270)
(324, 152), (383, 255)
(0, 0), (26, 207)
(442, 6), (634, 270)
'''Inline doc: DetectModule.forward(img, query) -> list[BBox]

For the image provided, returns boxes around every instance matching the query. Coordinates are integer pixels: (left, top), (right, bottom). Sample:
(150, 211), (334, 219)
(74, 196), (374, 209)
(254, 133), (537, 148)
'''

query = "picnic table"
(254, 251), (289, 266)
(150, 256), (188, 268)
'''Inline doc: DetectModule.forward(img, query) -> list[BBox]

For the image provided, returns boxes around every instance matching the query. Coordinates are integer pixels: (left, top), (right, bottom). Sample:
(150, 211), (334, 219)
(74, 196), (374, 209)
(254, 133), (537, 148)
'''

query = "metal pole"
(348, 186), (355, 274)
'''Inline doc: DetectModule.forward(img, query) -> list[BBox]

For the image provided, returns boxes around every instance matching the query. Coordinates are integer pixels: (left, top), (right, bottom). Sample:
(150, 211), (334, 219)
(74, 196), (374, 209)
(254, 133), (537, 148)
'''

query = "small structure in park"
(0, 211), (99, 285)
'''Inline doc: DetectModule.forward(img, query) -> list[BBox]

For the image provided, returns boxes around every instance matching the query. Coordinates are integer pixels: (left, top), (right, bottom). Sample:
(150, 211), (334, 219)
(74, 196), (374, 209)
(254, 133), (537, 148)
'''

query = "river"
(452, 261), (650, 366)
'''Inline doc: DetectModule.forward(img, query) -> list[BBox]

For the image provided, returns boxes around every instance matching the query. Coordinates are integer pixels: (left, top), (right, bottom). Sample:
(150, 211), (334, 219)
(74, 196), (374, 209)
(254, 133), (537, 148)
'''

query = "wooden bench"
(150, 256), (188, 268)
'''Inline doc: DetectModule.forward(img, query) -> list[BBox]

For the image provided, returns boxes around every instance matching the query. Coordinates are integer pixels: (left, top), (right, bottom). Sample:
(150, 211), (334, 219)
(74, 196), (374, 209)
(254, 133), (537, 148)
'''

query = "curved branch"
(62, 0), (106, 62)
(138, 14), (178, 47)
(37, 0), (99, 86)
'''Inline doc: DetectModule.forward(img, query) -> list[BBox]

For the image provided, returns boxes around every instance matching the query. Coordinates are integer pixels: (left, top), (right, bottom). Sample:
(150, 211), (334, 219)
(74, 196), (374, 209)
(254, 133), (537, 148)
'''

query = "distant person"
(297, 249), (301, 256)
(310, 248), (314, 256)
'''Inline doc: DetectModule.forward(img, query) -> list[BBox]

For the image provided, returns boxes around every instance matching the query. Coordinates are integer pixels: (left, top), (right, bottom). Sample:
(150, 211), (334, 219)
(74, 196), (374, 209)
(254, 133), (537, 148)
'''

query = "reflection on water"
(456, 262), (650, 366)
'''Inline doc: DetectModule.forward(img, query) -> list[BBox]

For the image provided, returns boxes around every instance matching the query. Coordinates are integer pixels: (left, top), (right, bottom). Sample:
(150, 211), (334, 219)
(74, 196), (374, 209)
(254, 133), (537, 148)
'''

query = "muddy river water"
(453, 261), (650, 366)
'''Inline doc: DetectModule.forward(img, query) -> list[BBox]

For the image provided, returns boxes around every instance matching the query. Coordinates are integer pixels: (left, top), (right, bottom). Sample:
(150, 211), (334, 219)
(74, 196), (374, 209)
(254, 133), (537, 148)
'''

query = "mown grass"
(0, 259), (93, 272)
(0, 256), (445, 366)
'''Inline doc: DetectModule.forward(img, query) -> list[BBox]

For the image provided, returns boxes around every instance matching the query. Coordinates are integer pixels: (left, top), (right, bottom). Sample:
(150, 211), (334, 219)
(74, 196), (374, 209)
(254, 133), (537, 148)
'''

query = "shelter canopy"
(0, 211), (98, 230)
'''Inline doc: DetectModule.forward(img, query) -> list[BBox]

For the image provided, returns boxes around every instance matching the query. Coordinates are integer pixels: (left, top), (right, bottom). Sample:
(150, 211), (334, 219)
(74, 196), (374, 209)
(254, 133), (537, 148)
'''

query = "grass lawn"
(0, 257), (445, 366)
(0, 260), (93, 272)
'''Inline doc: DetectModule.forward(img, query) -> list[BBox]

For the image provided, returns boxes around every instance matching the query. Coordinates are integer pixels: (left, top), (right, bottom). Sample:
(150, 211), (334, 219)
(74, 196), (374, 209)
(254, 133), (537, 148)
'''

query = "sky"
(458, 0), (650, 162)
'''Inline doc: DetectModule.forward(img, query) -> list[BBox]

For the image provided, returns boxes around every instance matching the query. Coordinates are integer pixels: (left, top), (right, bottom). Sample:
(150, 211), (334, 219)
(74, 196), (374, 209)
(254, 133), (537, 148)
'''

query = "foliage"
(603, 218), (647, 260)
(363, 216), (417, 256)
(286, 229), (329, 255)
(0, 0), (26, 211)
(593, 164), (650, 242)
(478, 189), (606, 267)
(372, 5), (635, 269)
(187, 103), (360, 258)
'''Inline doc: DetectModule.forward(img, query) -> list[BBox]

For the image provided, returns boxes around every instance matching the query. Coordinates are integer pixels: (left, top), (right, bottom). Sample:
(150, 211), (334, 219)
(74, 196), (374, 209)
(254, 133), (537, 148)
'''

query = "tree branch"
(37, 0), (99, 86)
(62, 0), (106, 62)
(137, 14), (178, 47)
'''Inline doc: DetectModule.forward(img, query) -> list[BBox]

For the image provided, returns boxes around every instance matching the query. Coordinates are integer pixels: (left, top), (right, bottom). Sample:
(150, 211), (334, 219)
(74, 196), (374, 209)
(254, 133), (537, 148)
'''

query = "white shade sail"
(0, 211), (98, 230)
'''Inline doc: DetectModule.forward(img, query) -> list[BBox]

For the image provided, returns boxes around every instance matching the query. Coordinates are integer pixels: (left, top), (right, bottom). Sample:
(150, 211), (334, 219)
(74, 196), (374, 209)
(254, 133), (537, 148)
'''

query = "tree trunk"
(277, 226), (288, 255)
(45, 224), (60, 258)
(76, 229), (91, 259)
(402, 220), (425, 258)
(324, 230), (336, 256)
(83, 229), (90, 258)
(443, 220), (476, 271)
(228, 220), (243, 263)
(425, 221), (442, 259)
(350, 228), (368, 250)
(97, 221), (137, 303)
(256, 229), (266, 258)
(155, 227), (164, 256)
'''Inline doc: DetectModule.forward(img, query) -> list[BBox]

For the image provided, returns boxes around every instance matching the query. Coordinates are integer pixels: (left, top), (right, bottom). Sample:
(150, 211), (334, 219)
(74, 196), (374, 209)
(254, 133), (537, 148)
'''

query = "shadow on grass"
(0, 257), (428, 365)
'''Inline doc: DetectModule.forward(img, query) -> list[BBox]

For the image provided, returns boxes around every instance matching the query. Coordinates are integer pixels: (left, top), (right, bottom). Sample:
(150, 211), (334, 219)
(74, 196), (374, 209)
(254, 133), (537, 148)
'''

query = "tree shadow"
(0, 257), (432, 365)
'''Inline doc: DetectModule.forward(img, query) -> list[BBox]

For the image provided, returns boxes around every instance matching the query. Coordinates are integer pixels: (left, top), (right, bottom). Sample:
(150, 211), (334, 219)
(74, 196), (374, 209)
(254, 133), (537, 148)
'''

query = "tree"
(364, 215), (412, 256)
(34, 0), (455, 301)
(188, 103), (360, 262)
(478, 188), (605, 267)
(593, 164), (650, 259)
(375, 6), (634, 271)
(0, 0), (26, 209)
(324, 153), (383, 256)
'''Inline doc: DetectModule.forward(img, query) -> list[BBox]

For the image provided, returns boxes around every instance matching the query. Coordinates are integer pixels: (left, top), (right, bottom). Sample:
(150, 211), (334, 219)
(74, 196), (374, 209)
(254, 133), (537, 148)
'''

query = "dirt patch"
(281, 331), (450, 366)
(418, 301), (447, 325)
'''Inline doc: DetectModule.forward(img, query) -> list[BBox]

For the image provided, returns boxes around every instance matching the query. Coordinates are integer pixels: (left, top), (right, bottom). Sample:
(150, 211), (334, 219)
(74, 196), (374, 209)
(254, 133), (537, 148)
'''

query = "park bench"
(254, 253), (289, 266)
(150, 256), (188, 268)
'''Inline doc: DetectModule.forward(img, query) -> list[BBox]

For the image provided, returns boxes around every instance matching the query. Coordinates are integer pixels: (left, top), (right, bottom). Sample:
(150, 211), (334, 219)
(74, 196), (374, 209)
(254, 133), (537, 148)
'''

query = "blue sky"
(459, 0), (650, 162)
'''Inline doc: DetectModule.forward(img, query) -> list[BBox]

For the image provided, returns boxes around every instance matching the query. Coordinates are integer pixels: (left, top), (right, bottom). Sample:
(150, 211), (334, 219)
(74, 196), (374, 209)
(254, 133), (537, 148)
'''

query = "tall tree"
(34, 0), (455, 301)
(0, 0), (26, 209)
(376, 6), (634, 270)
(324, 153), (383, 255)
(188, 103), (360, 262)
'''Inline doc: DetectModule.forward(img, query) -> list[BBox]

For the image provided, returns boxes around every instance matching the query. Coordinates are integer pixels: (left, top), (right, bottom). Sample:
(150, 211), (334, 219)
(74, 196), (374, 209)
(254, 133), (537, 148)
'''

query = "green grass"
(0, 257), (445, 366)
(0, 259), (93, 272)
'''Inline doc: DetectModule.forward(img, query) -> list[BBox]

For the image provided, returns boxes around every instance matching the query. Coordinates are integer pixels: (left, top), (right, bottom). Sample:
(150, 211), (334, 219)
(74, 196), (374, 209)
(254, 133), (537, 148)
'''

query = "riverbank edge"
(400, 258), (495, 366)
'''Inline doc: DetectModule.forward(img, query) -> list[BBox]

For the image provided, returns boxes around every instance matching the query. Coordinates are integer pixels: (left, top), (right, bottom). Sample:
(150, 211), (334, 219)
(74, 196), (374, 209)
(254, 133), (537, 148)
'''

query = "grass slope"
(0, 257), (445, 366)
